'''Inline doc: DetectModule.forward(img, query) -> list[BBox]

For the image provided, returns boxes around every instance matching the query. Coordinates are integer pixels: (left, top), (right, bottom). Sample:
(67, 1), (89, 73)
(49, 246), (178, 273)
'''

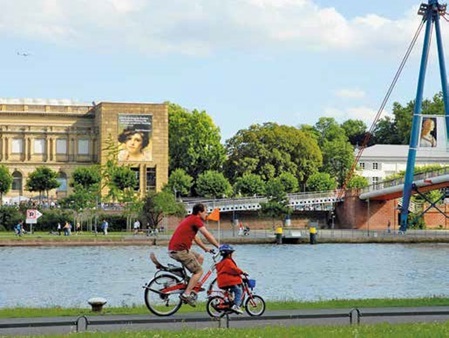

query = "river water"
(1, 243), (449, 308)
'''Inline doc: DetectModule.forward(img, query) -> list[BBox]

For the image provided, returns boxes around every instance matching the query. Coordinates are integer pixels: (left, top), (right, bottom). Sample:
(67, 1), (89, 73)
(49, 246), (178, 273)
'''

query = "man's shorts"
(169, 250), (202, 274)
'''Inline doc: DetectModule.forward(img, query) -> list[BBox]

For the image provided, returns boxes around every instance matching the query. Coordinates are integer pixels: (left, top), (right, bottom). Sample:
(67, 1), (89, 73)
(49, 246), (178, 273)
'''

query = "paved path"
(2, 306), (449, 336)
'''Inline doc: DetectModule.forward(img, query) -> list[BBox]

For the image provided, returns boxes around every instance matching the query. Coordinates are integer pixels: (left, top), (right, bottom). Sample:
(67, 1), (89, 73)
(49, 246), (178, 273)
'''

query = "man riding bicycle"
(168, 203), (220, 307)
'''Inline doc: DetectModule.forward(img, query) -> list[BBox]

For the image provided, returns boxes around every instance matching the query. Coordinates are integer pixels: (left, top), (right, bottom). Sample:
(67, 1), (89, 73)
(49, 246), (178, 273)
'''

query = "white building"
(357, 144), (449, 185)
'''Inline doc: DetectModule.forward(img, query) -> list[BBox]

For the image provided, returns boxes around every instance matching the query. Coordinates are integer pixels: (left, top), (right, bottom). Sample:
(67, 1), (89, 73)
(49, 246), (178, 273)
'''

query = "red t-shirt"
(168, 215), (204, 251)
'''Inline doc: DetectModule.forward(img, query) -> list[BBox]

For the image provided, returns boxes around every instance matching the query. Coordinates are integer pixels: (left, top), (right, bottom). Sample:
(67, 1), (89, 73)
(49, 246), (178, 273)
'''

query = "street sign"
(26, 209), (42, 224)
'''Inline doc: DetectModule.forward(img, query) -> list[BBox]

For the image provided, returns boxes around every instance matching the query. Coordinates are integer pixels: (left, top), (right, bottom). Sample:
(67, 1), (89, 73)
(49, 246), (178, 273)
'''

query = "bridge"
(359, 167), (449, 201)
(183, 191), (343, 215)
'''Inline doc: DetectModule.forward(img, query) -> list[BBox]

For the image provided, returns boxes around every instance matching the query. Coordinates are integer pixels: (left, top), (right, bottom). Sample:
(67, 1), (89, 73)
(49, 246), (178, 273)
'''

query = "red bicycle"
(143, 251), (221, 316)
(206, 276), (266, 317)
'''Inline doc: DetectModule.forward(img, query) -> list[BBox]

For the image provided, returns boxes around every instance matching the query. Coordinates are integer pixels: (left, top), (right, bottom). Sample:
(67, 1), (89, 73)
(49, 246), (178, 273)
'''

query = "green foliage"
(195, 170), (232, 198)
(346, 175), (369, 189)
(168, 103), (226, 178)
(0, 205), (22, 231)
(0, 165), (13, 204)
(260, 178), (291, 220)
(25, 166), (60, 200)
(165, 168), (193, 197)
(313, 118), (355, 187)
(70, 166), (101, 189)
(224, 122), (322, 187)
(233, 173), (266, 197)
(141, 191), (185, 228)
(306, 172), (337, 192)
(340, 119), (367, 146)
(374, 92), (445, 145)
(278, 172), (299, 193)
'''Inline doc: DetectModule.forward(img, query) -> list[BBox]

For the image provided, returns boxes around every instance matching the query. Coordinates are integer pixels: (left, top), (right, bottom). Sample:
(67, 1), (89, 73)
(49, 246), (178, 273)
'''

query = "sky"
(1, 0), (449, 142)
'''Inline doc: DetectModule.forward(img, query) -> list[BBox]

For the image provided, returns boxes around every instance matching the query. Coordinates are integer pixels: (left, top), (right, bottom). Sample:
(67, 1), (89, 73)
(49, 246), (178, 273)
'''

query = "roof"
(358, 144), (449, 161)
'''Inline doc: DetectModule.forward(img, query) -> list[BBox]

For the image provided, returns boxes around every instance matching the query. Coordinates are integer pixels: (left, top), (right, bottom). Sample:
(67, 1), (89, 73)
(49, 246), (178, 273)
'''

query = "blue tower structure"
(400, 0), (449, 232)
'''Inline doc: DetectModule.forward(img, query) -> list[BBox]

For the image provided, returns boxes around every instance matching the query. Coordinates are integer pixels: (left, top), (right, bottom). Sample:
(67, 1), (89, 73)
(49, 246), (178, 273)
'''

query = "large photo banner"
(117, 114), (153, 161)
(419, 115), (448, 152)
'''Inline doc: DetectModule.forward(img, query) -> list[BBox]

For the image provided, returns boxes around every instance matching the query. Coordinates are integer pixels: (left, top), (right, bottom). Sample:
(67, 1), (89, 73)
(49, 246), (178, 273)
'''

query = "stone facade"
(0, 99), (168, 200)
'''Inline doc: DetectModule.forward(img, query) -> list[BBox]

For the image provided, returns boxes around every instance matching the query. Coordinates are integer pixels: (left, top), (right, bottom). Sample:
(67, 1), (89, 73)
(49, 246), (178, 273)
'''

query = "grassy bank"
(2, 297), (449, 318)
(34, 322), (449, 338)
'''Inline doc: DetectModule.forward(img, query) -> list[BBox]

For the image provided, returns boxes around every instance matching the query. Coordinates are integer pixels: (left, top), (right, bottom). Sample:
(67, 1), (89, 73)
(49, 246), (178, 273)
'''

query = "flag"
(207, 208), (220, 222)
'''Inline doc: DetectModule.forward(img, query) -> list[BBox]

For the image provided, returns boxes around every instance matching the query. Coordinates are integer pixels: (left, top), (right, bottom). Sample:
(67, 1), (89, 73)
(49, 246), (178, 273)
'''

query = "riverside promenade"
(2, 229), (449, 246)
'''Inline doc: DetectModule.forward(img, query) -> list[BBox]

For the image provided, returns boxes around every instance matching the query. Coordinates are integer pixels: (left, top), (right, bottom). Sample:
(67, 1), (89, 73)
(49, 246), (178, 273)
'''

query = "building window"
(11, 139), (23, 154)
(12, 172), (22, 191)
(34, 139), (46, 154)
(359, 162), (365, 169)
(372, 163), (379, 170)
(372, 177), (381, 184)
(78, 139), (89, 155)
(56, 139), (67, 154)
(146, 167), (156, 191)
(56, 172), (67, 192)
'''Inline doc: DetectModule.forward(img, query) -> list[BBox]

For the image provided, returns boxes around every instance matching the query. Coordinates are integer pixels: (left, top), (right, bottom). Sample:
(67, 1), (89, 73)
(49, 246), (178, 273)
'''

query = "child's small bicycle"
(206, 276), (266, 318)
(143, 251), (221, 316)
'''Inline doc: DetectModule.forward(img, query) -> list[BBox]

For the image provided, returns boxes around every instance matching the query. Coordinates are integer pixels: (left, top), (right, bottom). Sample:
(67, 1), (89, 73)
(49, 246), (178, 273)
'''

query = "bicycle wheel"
(144, 274), (183, 316)
(244, 295), (265, 316)
(206, 277), (221, 297)
(206, 295), (227, 318)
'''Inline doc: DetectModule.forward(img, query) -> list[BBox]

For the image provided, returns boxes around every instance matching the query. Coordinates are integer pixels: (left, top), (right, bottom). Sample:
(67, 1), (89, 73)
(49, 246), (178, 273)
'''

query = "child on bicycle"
(216, 244), (246, 314)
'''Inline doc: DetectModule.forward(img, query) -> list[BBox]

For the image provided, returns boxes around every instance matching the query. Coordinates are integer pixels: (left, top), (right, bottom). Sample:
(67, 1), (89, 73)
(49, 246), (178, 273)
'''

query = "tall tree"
(233, 173), (266, 197)
(224, 123), (322, 188)
(168, 103), (226, 178)
(341, 119), (367, 146)
(0, 165), (13, 206)
(313, 118), (355, 187)
(26, 166), (60, 201)
(164, 168), (193, 199)
(195, 170), (232, 198)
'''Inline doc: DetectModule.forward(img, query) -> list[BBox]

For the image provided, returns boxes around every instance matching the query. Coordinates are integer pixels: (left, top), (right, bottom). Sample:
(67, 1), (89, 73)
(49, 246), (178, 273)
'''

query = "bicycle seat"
(150, 252), (186, 278)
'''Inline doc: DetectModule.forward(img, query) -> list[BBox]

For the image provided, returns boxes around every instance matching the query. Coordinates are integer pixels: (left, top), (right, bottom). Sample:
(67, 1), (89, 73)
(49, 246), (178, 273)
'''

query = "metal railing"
(360, 167), (449, 195)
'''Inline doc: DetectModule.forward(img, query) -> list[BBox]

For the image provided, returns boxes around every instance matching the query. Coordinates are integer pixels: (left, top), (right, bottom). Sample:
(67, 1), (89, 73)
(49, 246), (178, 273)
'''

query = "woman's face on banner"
(125, 132), (144, 155)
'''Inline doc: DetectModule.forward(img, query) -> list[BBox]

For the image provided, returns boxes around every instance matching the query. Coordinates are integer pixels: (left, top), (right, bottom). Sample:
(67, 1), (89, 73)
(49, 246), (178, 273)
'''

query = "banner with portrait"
(418, 115), (449, 152)
(117, 114), (153, 161)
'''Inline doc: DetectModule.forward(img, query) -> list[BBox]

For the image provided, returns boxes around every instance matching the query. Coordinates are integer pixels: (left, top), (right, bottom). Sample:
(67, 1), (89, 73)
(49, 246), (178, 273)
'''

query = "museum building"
(0, 99), (168, 201)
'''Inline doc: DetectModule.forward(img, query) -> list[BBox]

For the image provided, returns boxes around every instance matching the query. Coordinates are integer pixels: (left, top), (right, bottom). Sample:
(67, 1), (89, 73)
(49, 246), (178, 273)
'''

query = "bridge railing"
(183, 190), (342, 214)
(359, 167), (449, 195)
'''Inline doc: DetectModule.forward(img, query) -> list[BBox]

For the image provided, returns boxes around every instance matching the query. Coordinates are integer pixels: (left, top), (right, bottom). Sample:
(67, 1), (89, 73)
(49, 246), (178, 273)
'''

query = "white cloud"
(323, 105), (391, 128)
(334, 88), (366, 99)
(0, 0), (422, 56)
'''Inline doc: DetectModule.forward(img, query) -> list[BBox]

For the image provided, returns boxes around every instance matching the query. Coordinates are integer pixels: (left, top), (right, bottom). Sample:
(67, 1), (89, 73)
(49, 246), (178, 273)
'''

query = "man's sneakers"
(179, 293), (196, 307)
(231, 305), (243, 314)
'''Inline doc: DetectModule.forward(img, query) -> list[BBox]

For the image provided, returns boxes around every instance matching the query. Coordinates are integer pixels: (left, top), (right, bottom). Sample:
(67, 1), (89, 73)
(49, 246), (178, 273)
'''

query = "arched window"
(11, 172), (22, 191)
(56, 172), (67, 192)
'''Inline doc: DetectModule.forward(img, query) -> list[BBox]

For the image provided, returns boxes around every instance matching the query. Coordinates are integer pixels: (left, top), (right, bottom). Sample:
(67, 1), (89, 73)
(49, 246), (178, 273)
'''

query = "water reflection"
(1, 243), (449, 308)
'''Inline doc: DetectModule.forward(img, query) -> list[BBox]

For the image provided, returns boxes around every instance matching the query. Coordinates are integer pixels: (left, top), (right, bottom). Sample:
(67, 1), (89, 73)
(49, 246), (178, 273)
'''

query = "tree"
(168, 103), (226, 179)
(233, 173), (266, 197)
(26, 166), (60, 201)
(278, 172), (299, 193)
(306, 172), (337, 192)
(164, 168), (193, 198)
(224, 123), (322, 188)
(0, 165), (13, 206)
(341, 119), (367, 146)
(313, 118), (355, 187)
(346, 175), (369, 189)
(260, 178), (291, 226)
(140, 191), (186, 230)
(195, 170), (232, 198)
(373, 92), (445, 145)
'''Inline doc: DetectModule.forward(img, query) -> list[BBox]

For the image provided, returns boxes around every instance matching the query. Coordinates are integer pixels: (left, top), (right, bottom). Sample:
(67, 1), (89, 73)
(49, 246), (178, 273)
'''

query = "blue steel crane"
(400, 0), (449, 232)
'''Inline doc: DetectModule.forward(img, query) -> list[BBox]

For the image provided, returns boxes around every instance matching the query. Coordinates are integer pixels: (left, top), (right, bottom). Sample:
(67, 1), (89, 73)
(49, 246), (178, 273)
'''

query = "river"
(1, 243), (449, 308)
